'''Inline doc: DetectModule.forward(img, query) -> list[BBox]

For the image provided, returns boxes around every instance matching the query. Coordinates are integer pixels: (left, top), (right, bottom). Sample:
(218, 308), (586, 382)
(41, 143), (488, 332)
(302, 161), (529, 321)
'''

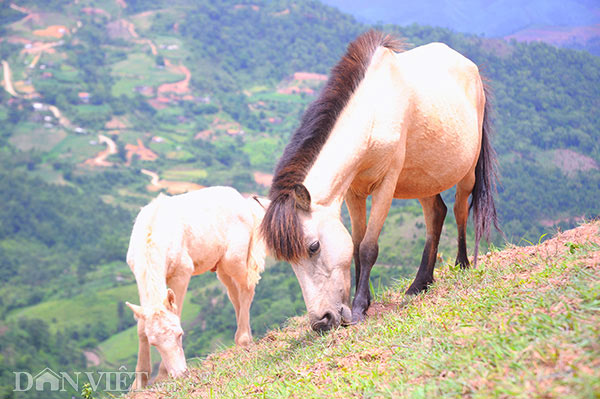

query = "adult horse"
(261, 30), (499, 331)
(125, 187), (268, 388)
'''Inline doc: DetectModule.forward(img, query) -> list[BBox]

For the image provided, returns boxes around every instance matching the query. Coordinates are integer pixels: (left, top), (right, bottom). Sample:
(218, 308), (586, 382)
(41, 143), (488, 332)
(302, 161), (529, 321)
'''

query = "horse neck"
(303, 48), (406, 210)
(137, 267), (168, 308)
(134, 235), (169, 308)
(130, 193), (171, 308)
(302, 91), (373, 210)
(138, 276), (167, 307)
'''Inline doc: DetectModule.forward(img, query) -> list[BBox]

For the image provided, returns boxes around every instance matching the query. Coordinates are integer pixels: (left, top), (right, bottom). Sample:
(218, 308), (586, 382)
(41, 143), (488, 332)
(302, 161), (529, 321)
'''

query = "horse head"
(262, 184), (353, 332)
(126, 288), (187, 378)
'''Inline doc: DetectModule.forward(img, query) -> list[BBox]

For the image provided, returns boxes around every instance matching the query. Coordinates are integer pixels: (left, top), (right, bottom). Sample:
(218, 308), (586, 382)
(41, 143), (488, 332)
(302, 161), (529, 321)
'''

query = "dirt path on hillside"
(1, 61), (18, 96)
(141, 169), (204, 195)
(9, 3), (32, 14)
(33, 25), (69, 39)
(48, 105), (74, 129)
(121, 19), (158, 55)
(85, 135), (117, 167)
(29, 53), (41, 68)
(157, 60), (191, 96)
(21, 40), (62, 55)
(141, 168), (160, 186)
(3, 57), (71, 130)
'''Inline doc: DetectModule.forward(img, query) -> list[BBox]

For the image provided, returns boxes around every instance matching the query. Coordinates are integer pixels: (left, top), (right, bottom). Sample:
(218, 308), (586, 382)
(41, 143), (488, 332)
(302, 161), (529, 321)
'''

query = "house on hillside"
(78, 92), (90, 104)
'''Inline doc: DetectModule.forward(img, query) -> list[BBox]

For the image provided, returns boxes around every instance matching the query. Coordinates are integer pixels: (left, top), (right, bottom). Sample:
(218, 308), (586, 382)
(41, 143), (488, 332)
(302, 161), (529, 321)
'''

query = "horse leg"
(216, 269), (242, 327)
(351, 177), (397, 323)
(454, 172), (476, 268)
(406, 194), (447, 295)
(233, 278), (255, 347)
(131, 320), (151, 390)
(167, 263), (193, 317)
(220, 262), (254, 347)
(345, 190), (367, 294)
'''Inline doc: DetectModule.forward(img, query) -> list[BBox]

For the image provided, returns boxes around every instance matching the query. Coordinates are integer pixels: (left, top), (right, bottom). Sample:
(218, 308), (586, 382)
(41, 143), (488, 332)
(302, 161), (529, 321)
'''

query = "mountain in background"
(320, 0), (600, 55)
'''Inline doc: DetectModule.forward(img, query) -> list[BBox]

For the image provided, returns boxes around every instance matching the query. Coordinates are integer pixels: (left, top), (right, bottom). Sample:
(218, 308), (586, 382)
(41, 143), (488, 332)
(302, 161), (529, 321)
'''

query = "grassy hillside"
(130, 221), (600, 398)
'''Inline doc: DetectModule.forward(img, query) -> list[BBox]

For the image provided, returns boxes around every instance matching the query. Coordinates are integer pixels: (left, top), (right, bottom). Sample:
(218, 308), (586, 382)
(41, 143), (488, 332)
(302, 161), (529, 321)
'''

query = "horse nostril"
(312, 311), (335, 332)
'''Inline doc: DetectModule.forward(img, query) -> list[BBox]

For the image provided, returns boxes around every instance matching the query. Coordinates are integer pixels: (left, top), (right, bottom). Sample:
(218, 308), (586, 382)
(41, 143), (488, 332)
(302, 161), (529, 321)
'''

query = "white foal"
(125, 186), (268, 389)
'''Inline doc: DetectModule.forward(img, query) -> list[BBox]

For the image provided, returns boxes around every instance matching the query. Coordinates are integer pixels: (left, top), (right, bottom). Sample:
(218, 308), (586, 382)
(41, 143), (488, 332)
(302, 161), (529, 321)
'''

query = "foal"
(125, 186), (268, 388)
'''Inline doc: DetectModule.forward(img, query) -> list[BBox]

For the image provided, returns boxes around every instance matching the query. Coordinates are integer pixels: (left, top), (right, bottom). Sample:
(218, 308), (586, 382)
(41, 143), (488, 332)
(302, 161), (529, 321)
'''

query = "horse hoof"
(405, 284), (425, 296)
(455, 259), (470, 270)
(235, 333), (252, 347)
(350, 311), (366, 324)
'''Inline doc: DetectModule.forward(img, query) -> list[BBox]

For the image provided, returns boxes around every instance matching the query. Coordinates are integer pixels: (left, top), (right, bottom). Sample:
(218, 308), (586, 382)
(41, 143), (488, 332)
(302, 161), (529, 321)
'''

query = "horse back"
(171, 187), (254, 275)
(390, 43), (485, 198)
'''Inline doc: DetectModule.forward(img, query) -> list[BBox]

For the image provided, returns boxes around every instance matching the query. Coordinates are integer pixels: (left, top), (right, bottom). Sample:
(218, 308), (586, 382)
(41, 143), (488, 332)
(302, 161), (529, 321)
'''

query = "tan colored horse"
(261, 31), (499, 331)
(126, 186), (268, 389)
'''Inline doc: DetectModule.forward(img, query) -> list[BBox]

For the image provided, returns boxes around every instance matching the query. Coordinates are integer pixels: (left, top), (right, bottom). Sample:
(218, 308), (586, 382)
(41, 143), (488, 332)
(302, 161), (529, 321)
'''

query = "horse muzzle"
(169, 366), (189, 379)
(311, 311), (336, 332)
(310, 304), (351, 332)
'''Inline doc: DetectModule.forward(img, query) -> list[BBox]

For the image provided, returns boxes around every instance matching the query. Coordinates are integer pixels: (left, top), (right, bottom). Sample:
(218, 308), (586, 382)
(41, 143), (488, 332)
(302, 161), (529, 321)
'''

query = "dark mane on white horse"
(261, 30), (405, 261)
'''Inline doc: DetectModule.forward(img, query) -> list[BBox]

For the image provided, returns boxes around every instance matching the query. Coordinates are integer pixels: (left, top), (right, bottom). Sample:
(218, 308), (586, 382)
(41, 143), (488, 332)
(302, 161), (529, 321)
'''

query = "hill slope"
(131, 221), (600, 398)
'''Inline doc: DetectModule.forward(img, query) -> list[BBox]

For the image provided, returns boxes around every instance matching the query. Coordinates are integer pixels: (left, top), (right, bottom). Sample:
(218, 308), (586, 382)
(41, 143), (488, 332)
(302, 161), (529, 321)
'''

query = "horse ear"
(165, 288), (177, 313)
(293, 184), (311, 212)
(126, 302), (145, 320)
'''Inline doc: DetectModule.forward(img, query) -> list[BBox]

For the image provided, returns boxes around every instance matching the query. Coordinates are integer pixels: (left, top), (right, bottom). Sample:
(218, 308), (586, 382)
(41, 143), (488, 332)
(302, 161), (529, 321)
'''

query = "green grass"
(162, 168), (208, 181)
(98, 322), (142, 367)
(28, 163), (71, 186)
(134, 222), (600, 398)
(8, 271), (223, 368)
(53, 64), (79, 83)
(111, 53), (185, 97)
(8, 123), (67, 152)
(45, 133), (99, 162)
(130, 9), (161, 32)
(8, 284), (139, 333)
(250, 91), (312, 104)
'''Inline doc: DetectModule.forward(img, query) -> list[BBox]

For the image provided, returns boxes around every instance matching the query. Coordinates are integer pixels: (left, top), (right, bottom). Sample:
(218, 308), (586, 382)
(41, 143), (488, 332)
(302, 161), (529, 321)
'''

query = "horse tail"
(245, 196), (268, 288)
(470, 84), (501, 267)
(127, 193), (167, 293)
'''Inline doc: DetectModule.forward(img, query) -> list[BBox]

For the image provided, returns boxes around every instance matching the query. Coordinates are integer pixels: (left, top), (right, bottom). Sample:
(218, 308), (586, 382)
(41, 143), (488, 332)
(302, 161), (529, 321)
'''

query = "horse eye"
(308, 241), (320, 255)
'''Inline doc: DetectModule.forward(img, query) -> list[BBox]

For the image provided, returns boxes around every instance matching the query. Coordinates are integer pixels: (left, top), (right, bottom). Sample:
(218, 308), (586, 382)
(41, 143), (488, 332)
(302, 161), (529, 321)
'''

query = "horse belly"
(175, 218), (227, 276)
(393, 101), (480, 199)
(386, 43), (484, 199)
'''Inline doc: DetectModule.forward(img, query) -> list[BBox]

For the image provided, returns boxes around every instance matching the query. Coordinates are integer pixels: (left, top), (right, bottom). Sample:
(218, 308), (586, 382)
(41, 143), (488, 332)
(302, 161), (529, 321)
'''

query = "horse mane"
(129, 193), (169, 307)
(261, 30), (405, 261)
